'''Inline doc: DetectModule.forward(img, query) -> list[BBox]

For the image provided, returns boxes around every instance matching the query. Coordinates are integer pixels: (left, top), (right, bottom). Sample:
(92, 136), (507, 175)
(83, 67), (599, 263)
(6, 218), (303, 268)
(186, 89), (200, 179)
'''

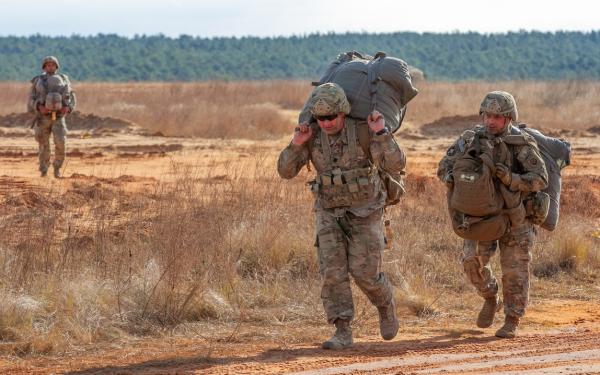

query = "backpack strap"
(502, 134), (529, 146)
(40, 74), (49, 94)
(320, 128), (333, 170)
(356, 121), (372, 162)
(346, 120), (358, 160)
(366, 52), (386, 114)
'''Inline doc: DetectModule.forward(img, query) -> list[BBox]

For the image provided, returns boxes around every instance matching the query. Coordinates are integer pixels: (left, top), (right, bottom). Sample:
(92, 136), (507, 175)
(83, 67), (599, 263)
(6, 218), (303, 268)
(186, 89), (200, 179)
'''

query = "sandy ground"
(0, 121), (599, 374)
(1, 300), (599, 374)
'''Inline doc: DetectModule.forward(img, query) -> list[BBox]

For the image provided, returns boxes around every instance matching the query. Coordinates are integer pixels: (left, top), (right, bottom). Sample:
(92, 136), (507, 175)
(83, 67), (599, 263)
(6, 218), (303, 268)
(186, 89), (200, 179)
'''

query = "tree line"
(1, 31), (599, 81)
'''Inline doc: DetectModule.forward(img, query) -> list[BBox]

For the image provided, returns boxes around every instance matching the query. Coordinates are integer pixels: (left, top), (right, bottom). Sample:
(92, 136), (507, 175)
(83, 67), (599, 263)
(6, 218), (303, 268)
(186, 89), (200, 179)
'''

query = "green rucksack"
(448, 130), (512, 240)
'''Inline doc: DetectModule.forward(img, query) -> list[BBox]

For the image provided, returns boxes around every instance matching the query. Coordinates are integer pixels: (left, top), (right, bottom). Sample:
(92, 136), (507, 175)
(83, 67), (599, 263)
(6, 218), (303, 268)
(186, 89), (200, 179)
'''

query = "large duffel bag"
(299, 51), (419, 133)
(518, 125), (571, 231)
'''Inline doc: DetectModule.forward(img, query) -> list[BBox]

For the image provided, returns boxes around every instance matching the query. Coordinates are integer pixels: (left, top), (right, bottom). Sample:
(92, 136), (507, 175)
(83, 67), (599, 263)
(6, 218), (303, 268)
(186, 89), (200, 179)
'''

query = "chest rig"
(309, 120), (380, 209)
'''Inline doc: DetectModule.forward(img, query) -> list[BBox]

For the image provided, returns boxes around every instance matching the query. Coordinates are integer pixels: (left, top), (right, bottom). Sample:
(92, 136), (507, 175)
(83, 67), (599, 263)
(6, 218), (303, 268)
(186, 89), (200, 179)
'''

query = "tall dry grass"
(0, 79), (599, 355)
(1, 80), (600, 139)
(1, 163), (598, 355)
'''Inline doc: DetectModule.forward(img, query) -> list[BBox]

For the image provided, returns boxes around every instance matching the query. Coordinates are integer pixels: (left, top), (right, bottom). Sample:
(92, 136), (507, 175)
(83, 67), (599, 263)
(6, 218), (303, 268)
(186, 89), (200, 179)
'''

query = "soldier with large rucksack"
(277, 52), (418, 350)
(438, 91), (553, 339)
(278, 82), (410, 350)
(28, 56), (76, 178)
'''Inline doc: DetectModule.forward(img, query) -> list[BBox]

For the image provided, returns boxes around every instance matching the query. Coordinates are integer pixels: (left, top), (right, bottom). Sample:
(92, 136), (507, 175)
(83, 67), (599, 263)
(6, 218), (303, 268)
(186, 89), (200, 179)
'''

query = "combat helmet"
(309, 83), (351, 117)
(479, 91), (518, 122)
(41, 56), (60, 70)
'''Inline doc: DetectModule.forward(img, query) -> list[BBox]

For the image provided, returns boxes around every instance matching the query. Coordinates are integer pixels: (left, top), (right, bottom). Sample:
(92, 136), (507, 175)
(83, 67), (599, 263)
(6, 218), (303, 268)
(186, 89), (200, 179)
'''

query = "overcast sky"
(1, 0), (599, 38)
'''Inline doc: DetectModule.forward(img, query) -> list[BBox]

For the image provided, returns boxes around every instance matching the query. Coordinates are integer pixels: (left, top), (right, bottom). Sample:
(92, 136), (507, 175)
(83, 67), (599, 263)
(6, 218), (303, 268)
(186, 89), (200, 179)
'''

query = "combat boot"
(476, 296), (502, 328)
(53, 166), (61, 178)
(495, 316), (519, 338)
(377, 299), (399, 340)
(322, 319), (353, 350)
(40, 170), (47, 177)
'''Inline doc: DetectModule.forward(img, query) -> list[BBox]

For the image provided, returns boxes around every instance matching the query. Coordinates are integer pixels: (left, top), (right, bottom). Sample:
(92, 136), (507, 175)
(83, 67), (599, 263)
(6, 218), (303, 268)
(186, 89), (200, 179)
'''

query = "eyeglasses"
(315, 114), (338, 121)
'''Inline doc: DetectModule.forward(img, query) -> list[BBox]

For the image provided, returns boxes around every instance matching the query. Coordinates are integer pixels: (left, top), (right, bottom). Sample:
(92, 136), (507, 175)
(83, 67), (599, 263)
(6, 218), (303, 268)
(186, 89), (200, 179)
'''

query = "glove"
(443, 171), (454, 189)
(495, 163), (512, 186)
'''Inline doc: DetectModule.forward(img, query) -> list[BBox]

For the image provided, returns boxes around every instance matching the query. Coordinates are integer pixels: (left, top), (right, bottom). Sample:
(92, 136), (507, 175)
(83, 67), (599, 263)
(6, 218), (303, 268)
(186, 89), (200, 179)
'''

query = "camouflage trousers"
(34, 115), (67, 173)
(462, 224), (535, 318)
(315, 207), (393, 324)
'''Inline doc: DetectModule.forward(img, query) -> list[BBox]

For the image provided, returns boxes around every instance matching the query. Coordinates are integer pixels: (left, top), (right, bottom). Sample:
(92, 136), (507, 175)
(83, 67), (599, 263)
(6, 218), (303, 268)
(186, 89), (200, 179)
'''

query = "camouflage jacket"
(438, 124), (548, 193)
(27, 72), (76, 114)
(278, 118), (406, 216)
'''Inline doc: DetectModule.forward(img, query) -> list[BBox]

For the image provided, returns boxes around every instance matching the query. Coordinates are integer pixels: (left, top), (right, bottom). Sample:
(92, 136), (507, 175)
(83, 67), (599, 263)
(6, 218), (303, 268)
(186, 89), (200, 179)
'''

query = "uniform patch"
(460, 173), (476, 183)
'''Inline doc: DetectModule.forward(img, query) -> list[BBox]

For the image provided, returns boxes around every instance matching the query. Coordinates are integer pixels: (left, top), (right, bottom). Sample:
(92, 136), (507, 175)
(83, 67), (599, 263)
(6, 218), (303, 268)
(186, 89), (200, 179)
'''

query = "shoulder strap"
(346, 120), (357, 160)
(366, 53), (385, 113)
(40, 74), (49, 93)
(502, 134), (529, 146)
(320, 128), (332, 170)
(356, 121), (371, 161)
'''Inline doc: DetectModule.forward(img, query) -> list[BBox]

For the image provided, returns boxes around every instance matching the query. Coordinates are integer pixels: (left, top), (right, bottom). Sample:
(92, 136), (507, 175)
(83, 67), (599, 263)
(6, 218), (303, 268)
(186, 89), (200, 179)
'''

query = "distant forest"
(1, 31), (599, 81)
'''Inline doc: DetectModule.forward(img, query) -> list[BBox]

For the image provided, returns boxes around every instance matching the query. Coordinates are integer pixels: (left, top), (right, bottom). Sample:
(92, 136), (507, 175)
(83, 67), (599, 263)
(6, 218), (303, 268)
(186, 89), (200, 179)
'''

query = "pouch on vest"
(381, 170), (405, 206)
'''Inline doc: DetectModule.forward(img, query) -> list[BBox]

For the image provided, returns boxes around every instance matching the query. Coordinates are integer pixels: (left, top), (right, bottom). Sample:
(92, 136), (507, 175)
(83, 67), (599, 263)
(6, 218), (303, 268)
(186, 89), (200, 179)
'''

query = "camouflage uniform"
(278, 84), (406, 327)
(28, 56), (76, 176)
(438, 91), (548, 325)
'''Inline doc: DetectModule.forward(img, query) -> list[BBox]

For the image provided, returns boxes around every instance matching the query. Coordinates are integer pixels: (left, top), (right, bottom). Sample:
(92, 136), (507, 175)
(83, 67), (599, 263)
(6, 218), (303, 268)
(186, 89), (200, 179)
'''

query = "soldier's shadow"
(63, 329), (499, 374)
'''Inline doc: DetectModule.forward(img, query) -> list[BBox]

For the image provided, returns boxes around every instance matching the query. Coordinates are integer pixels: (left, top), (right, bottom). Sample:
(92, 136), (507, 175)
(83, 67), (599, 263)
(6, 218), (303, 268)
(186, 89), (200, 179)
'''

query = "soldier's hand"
(38, 104), (49, 115)
(292, 122), (313, 145)
(60, 106), (70, 116)
(495, 163), (512, 186)
(443, 171), (454, 189)
(367, 110), (386, 133)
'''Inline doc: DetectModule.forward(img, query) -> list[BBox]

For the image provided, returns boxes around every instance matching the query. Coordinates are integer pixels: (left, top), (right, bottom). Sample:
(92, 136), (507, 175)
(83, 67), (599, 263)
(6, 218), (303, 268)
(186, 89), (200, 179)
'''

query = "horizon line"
(1, 29), (599, 40)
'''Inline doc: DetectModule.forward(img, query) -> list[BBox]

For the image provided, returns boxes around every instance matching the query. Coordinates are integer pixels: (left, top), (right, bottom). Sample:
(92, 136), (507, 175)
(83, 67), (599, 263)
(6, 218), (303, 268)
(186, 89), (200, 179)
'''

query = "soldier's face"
(43, 62), (57, 74)
(484, 113), (509, 135)
(317, 113), (345, 135)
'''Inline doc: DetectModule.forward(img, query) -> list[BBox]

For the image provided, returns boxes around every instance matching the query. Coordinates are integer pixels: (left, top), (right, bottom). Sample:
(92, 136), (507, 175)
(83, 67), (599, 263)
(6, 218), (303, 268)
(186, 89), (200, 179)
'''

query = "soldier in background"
(28, 56), (76, 178)
(438, 91), (548, 338)
(278, 83), (406, 349)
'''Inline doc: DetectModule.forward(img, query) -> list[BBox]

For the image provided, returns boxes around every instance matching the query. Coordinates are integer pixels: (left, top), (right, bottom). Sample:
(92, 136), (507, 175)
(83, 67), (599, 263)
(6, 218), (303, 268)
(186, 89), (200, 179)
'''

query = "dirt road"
(2, 300), (598, 374)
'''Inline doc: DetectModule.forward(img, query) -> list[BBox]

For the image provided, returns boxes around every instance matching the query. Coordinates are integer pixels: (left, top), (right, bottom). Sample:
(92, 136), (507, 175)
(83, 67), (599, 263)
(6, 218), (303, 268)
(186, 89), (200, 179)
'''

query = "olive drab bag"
(299, 51), (419, 133)
(517, 124), (571, 231)
(448, 131), (512, 241)
(448, 128), (559, 240)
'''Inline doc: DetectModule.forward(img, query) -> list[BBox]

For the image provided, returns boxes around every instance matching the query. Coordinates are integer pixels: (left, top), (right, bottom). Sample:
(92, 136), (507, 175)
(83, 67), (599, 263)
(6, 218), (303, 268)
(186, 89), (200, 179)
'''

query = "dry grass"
(2, 80), (600, 139)
(533, 221), (600, 279)
(408, 80), (600, 130)
(0, 80), (599, 356)
(3, 166), (597, 356)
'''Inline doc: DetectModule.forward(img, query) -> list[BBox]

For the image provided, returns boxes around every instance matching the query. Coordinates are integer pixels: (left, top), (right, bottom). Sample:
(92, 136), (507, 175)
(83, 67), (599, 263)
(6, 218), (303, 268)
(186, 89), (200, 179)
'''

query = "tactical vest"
(308, 120), (381, 209)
